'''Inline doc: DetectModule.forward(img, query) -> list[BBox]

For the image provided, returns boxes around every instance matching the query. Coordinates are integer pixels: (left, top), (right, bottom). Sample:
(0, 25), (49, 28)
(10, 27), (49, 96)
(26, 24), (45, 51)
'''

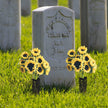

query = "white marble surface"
(32, 6), (75, 87)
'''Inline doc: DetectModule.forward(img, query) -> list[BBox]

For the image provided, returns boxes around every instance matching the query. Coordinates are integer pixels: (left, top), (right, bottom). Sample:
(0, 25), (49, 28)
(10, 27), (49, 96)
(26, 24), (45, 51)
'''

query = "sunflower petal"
(78, 46), (87, 55)
(66, 64), (72, 71)
(67, 49), (75, 57)
(21, 51), (29, 59)
(46, 67), (50, 75)
(31, 48), (40, 57)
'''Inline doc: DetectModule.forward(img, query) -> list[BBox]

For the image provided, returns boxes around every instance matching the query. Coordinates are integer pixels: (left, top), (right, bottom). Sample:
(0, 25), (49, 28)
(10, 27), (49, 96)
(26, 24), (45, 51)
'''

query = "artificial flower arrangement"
(66, 46), (97, 92)
(19, 48), (50, 94)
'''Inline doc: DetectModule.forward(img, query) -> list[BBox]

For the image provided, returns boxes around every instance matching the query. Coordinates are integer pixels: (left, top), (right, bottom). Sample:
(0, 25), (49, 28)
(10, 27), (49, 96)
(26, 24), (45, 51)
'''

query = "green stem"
(80, 71), (85, 78)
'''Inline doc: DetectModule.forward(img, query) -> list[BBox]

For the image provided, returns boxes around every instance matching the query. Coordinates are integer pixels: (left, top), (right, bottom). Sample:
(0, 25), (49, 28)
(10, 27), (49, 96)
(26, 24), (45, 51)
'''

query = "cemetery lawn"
(0, 0), (108, 107)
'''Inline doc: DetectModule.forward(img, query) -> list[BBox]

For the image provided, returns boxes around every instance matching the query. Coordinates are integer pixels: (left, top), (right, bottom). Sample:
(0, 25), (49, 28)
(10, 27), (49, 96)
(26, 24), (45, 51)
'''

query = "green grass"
(0, 0), (108, 107)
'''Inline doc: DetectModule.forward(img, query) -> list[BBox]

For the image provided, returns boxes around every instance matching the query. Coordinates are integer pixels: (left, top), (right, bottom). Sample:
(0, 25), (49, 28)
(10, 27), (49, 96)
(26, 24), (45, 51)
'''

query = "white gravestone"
(0, 0), (21, 50)
(107, 0), (108, 28)
(81, 0), (107, 51)
(21, 0), (31, 16)
(32, 6), (75, 87)
(38, 0), (58, 7)
(68, 0), (80, 19)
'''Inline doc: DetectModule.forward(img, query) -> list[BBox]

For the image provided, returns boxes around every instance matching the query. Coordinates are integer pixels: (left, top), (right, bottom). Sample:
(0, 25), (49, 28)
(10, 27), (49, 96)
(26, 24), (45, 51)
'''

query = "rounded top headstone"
(33, 6), (75, 14)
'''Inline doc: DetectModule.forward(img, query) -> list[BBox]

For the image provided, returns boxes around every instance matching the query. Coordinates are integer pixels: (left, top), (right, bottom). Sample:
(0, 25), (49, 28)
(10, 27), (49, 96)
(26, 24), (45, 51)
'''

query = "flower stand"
(79, 77), (87, 92)
(32, 78), (40, 94)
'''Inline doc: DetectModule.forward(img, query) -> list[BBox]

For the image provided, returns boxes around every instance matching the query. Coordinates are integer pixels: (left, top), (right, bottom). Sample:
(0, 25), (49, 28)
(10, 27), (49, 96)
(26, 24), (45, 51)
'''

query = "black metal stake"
(79, 77), (87, 93)
(32, 78), (40, 94)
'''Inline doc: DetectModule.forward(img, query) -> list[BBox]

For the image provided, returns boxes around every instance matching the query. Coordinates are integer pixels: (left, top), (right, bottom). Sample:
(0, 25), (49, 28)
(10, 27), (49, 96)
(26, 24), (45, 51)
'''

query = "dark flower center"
(70, 52), (74, 55)
(76, 56), (80, 59)
(27, 63), (34, 71)
(38, 67), (42, 72)
(68, 59), (72, 62)
(34, 51), (37, 53)
(85, 65), (89, 70)
(85, 56), (89, 61)
(30, 58), (33, 60)
(21, 68), (24, 72)
(92, 61), (95, 64)
(38, 58), (42, 63)
(21, 60), (25, 64)
(68, 66), (70, 69)
(23, 54), (27, 57)
(81, 49), (84, 51)
(45, 63), (48, 66)
(74, 61), (81, 69)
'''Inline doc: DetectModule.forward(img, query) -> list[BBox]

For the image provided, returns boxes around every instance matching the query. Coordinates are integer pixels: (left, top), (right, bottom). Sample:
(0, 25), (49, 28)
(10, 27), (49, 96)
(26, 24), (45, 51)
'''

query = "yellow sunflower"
(28, 57), (34, 61)
(19, 59), (26, 65)
(92, 65), (97, 73)
(78, 46), (87, 55)
(25, 60), (36, 74)
(66, 57), (73, 63)
(75, 55), (81, 59)
(20, 66), (25, 73)
(90, 59), (96, 67)
(46, 67), (50, 75)
(84, 63), (91, 73)
(37, 64), (44, 75)
(36, 56), (44, 64)
(72, 58), (82, 72)
(31, 48), (40, 57)
(67, 49), (75, 57)
(83, 53), (91, 62)
(21, 51), (29, 59)
(43, 61), (49, 69)
(66, 64), (72, 71)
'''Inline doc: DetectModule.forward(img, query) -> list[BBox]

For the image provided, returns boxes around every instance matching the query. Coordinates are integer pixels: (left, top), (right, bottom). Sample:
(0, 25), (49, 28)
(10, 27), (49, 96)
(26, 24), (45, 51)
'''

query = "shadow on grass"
(22, 80), (32, 94)
(22, 78), (76, 95)
(22, 80), (72, 95)
(87, 49), (106, 54)
(0, 48), (21, 54)
(22, 80), (88, 95)
(42, 84), (72, 93)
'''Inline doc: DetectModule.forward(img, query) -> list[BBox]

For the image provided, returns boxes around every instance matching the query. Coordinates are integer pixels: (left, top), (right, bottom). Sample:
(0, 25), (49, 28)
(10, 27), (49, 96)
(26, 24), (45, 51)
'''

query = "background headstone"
(0, 0), (21, 50)
(107, 0), (108, 28)
(38, 0), (58, 7)
(32, 6), (75, 87)
(21, 0), (31, 16)
(81, 0), (107, 52)
(68, 0), (80, 19)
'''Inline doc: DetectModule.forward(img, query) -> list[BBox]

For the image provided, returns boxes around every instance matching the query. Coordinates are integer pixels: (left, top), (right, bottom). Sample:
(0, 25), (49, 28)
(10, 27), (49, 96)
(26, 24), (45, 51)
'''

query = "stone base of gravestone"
(38, 0), (58, 7)
(0, 0), (21, 50)
(32, 6), (75, 87)
(21, 0), (31, 16)
(81, 0), (107, 52)
(68, 0), (80, 19)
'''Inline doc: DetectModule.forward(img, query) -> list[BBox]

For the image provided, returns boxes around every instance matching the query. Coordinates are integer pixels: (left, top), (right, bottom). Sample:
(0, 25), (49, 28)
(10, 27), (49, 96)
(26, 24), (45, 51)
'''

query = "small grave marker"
(38, 0), (58, 7)
(68, 0), (80, 19)
(21, 0), (31, 16)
